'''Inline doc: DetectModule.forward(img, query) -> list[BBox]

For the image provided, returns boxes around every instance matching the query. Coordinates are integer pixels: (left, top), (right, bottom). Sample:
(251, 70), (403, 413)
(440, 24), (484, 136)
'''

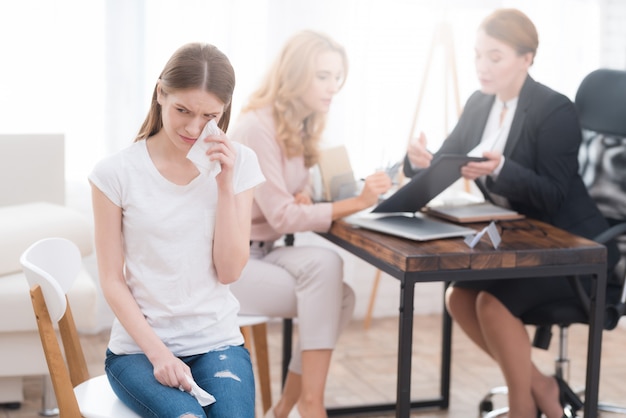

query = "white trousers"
(230, 242), (356, 374)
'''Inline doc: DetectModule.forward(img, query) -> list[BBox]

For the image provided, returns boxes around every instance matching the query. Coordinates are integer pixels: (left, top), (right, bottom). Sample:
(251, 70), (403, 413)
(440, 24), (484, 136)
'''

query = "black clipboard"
(372, 154), (486, 213)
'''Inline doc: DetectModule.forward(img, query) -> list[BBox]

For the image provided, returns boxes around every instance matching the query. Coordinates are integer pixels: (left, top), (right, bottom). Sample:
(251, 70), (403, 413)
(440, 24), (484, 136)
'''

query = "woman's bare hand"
(294, 192), (313, 205)
(151, 351), (192, 392)
(461, 151), (502, 180)
(407, 132), (433, 169)
(358, 171), (393, 207)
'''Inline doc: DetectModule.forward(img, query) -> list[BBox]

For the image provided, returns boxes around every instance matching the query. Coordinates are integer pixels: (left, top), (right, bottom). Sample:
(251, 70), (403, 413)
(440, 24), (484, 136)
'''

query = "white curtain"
(0, 0), (614, 183)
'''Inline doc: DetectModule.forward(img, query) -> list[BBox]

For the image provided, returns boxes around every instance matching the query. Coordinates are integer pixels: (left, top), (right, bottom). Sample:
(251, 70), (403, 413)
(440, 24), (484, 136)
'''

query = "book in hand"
(424, 202), (525, 223)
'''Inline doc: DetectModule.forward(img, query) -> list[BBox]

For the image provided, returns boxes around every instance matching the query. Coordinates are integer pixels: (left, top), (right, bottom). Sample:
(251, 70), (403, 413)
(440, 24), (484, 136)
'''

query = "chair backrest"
(575, 69), (626, 137)
(526, 70), (626, 339)
(21, 237), (90, 417)
(576, 69), (626, 225)
(575, 68), (626, 328)
(21, 237), (83, 321)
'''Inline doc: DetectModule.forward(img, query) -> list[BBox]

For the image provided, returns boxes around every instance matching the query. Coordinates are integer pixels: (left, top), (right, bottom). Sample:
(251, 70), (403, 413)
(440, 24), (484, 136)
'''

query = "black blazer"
(404, 75), (619, 269)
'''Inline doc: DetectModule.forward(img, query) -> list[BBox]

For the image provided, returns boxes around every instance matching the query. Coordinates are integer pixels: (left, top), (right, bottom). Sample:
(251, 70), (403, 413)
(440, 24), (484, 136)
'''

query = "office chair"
(479, 68), (626, 418)
(21, 237), (140, 418)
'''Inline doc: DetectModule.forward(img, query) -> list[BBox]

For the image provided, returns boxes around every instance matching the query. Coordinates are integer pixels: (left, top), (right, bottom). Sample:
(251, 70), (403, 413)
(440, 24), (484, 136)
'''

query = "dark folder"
(346, 154), (483, 241)
(372, 154), (486, 213)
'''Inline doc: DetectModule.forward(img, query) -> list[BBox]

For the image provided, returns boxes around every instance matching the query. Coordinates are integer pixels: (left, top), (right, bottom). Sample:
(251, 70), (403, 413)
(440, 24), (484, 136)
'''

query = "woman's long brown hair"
(135, 43), (236, 142)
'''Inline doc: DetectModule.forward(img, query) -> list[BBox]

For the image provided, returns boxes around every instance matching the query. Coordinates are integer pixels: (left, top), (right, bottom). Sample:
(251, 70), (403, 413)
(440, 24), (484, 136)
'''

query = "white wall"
(3, 0), (626, 329)
(3, 0), (624, 183)
(601, 0), (626, 69)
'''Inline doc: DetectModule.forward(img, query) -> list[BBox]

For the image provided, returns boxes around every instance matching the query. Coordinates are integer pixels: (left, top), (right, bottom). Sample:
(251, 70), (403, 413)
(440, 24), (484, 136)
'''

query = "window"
(1, 0), (615, 184)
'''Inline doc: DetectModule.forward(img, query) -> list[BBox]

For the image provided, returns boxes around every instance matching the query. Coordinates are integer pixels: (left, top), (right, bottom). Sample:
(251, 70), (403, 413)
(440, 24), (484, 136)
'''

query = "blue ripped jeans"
(105, 345), (254, 418)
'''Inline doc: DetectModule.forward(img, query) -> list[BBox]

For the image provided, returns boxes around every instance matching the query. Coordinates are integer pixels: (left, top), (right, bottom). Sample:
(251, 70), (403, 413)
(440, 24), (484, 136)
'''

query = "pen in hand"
(360, 161), (400, 186)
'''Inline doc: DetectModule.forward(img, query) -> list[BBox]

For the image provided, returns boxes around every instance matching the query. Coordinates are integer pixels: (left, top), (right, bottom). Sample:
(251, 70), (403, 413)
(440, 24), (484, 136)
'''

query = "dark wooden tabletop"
(320, 217), (609, 418)
(322, 218), (607, 275)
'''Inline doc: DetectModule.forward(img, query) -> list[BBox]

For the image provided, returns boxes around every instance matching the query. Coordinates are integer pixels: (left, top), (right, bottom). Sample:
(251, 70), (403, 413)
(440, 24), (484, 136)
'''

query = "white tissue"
(180, 374), (216, 406)
(186, 119), (222, 177)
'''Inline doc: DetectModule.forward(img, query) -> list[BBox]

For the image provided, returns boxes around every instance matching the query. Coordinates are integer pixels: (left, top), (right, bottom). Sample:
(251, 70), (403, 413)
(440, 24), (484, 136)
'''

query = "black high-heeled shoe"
(554, 375), (584, 414)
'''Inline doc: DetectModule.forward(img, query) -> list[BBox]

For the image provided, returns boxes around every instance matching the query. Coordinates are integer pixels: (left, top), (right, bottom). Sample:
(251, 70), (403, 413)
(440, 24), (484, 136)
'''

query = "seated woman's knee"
(445, 285), (474, 318)
(342, 282), (356, 311)
(475, 291), (504, 318)
(305, 247), (343, 276)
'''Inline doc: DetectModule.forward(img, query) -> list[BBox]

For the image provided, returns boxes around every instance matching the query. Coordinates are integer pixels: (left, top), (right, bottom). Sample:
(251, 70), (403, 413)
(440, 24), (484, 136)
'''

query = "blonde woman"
(229, 30), (391, 418)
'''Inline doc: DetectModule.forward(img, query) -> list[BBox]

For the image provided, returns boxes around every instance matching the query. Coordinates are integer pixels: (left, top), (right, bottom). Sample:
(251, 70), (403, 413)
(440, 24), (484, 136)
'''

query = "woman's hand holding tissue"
(186, 119), (237, 189)
(151, 350), (192, 391)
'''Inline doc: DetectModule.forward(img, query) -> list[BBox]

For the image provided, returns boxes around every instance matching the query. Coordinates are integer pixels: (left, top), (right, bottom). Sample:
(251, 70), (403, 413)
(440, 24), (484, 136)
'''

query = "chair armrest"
(593, 222), (626, 245)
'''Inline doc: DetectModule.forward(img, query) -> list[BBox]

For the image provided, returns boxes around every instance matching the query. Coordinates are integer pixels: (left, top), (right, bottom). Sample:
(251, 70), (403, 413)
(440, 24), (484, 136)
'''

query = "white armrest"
(0, 202), (93, 276)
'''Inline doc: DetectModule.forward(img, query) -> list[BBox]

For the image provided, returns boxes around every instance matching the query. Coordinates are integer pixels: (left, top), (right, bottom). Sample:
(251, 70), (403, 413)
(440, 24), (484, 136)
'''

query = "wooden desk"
(319, 218), (607, 418)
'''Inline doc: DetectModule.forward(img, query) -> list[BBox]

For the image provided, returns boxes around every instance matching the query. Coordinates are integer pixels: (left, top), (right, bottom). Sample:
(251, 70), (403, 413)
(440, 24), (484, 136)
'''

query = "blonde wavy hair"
(242, 30), (348, 167)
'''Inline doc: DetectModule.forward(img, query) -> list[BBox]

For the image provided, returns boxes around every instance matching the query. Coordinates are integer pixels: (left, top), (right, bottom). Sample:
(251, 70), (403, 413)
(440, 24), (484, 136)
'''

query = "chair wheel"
(480, 399), (494, 413)
(0, 402), (21, 410)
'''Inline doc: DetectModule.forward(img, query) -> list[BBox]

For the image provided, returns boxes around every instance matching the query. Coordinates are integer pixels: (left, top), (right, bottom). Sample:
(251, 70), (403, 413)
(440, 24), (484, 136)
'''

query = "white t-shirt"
(89, 140), (264, 356)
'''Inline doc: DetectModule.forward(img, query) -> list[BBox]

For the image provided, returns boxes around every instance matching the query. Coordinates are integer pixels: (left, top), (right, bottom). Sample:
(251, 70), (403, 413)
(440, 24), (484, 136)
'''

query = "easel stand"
(407, 21), (462, 143)
(363, 21), (462, 330)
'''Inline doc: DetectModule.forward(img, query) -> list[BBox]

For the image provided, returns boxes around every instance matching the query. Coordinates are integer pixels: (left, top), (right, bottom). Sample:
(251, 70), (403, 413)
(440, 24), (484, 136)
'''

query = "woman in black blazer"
(404, 9), (619, 418)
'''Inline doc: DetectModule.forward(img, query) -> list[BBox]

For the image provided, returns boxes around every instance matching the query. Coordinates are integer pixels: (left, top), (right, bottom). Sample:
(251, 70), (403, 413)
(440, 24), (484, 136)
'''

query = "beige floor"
(3, 314), (626, 418)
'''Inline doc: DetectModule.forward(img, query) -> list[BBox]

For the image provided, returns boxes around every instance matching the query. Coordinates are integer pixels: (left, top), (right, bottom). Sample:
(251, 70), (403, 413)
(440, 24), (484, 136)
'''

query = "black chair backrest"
(525, 69), (626, 350)
(575, 68), (626, 137)
(576, 69), (626, 225)
(575, 68), (626, 329)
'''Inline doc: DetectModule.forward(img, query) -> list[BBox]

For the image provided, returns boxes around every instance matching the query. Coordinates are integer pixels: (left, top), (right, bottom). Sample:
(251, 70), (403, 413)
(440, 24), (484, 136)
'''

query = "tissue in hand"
(180, 374), (216, 406)
(186, 119), (222, 176)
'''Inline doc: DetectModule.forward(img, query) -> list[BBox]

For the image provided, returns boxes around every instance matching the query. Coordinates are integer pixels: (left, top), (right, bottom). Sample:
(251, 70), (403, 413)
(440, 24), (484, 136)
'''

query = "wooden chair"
(23, 237), (275, 417)
(238, 314), (272, 416)
(21, 237), (139, 418)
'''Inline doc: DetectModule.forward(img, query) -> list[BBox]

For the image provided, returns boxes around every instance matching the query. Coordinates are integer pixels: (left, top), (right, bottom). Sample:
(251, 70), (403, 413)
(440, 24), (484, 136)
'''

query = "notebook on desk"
(425, 202), (524, 223)
(345, 154), (482, 241)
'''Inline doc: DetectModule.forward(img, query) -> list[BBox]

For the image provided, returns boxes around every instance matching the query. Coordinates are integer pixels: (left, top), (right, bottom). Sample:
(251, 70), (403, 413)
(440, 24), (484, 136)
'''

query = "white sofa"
(0, 134), (98, 406)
